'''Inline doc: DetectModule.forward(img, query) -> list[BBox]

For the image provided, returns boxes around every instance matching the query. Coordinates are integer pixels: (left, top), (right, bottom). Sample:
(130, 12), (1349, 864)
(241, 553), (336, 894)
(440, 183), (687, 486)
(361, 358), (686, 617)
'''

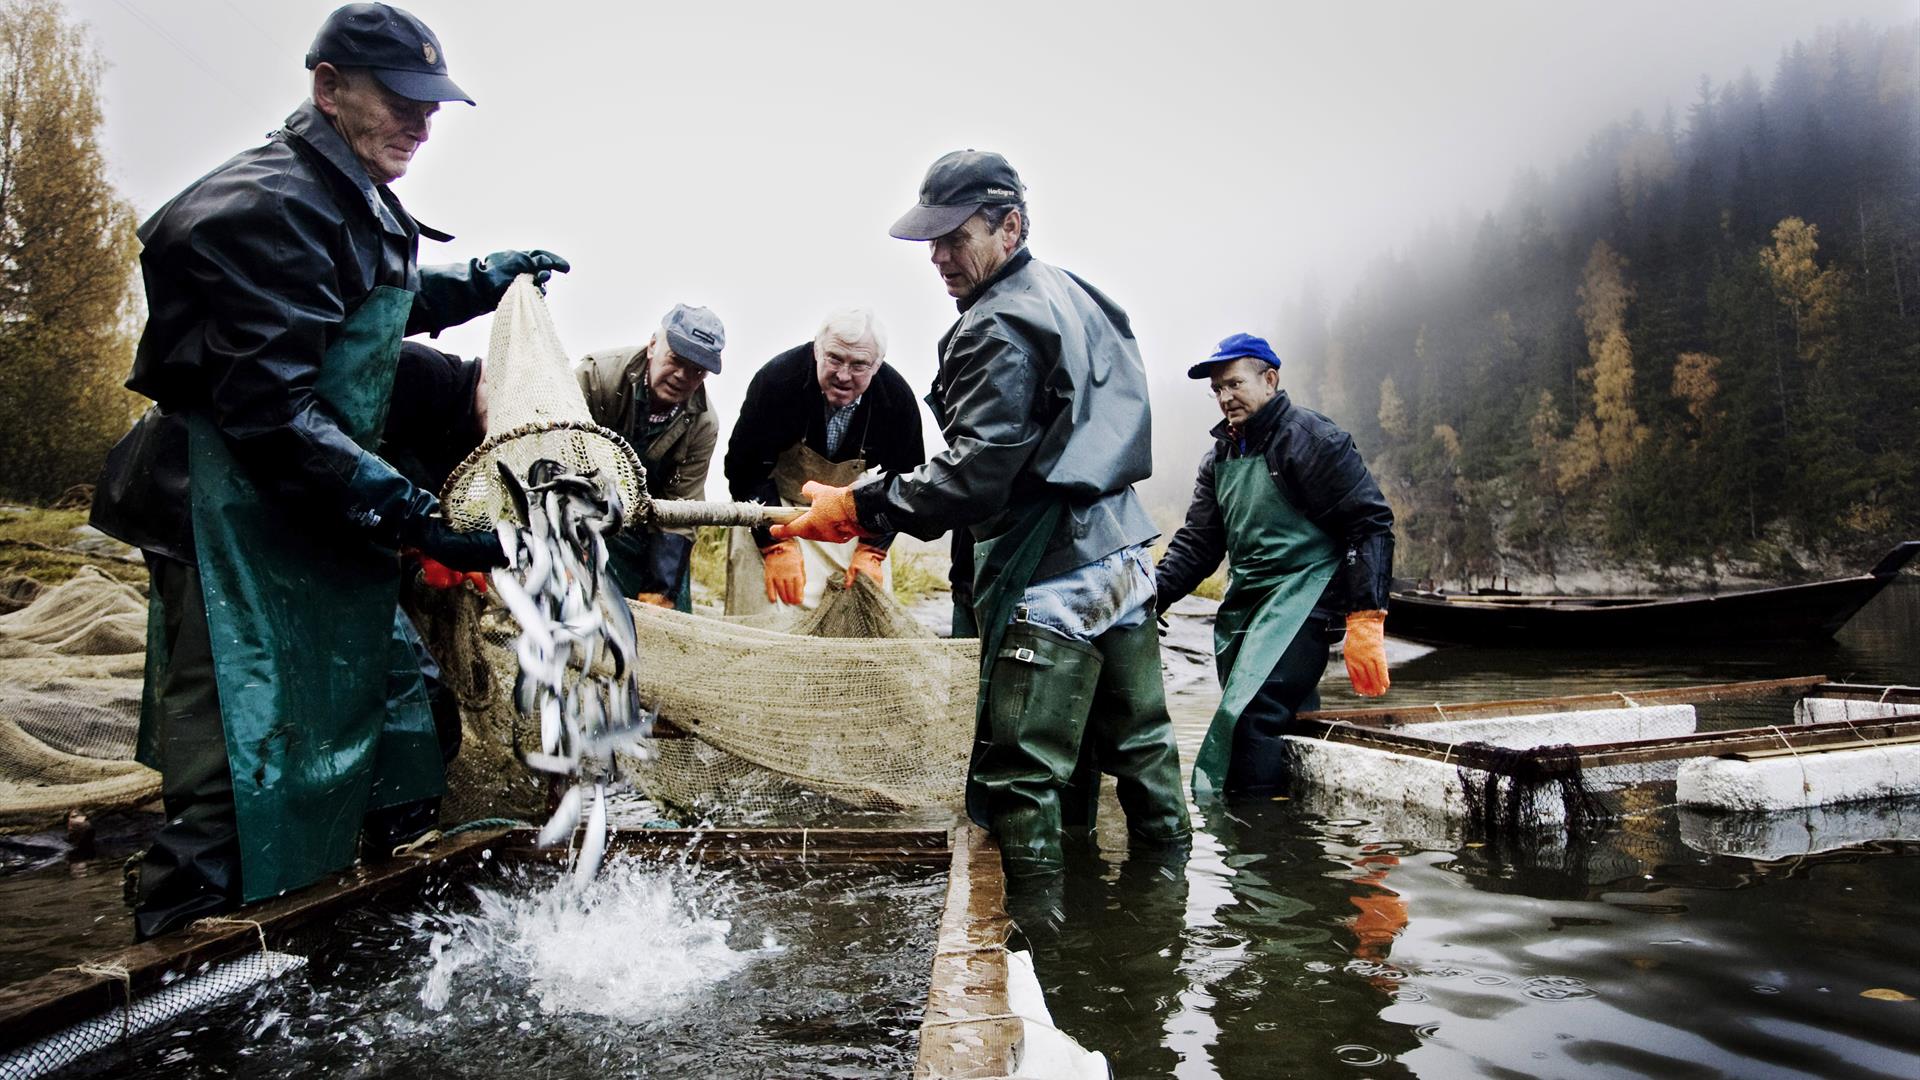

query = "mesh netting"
(423, 277), (979, 823)
(439, 278), (647, 533)
(0, 950), (306, 1080)
(412, 574), (978, 823)
(0, 566), (160, 832)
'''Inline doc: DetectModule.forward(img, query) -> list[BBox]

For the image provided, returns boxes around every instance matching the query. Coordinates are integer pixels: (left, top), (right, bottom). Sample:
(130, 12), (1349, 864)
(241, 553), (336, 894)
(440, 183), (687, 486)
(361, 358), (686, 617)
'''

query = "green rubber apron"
(962, 500), (1065, 827)
(1191, 454), (1341, 797)
(184, 285), (442, 901)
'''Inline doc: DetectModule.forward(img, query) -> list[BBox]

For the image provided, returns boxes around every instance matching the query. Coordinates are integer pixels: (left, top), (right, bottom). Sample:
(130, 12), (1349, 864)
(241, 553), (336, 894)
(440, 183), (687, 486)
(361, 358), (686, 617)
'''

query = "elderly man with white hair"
(723, 308), (926, 611)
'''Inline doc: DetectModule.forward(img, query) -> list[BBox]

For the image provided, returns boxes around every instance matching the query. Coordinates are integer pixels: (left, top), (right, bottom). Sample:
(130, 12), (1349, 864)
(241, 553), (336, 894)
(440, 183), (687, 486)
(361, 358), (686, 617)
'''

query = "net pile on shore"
(418, 279), (978, 823)
(0, 566), (159, 831)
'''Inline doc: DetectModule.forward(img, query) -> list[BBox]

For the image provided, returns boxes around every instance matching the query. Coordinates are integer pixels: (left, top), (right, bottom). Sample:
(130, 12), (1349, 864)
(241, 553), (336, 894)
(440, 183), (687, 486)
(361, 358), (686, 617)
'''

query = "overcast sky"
(68, 0), (1918, 515)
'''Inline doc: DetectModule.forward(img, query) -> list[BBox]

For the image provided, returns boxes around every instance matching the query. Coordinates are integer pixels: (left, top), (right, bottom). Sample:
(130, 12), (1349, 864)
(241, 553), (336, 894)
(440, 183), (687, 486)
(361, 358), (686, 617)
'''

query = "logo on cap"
(422, 42), (436, 64)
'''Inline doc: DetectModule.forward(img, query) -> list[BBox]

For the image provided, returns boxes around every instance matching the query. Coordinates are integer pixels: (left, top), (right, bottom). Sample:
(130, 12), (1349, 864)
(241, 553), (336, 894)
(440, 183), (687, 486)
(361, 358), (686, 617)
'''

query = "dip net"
(417, 279), (978, 824)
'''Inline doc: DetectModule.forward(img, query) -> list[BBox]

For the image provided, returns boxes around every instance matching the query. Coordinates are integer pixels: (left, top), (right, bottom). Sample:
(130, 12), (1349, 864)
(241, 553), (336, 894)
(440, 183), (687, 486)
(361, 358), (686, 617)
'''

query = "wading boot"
(1087, 619), (1192, 853)
(977, 621), (1104, 878)
(1225, 620), (1331, 797)
(134, 557), (243, 941)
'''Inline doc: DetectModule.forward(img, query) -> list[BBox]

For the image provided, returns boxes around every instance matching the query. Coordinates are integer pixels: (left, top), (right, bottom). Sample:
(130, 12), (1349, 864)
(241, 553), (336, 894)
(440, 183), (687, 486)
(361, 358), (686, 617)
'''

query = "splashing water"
(416, 854), (776, 1022)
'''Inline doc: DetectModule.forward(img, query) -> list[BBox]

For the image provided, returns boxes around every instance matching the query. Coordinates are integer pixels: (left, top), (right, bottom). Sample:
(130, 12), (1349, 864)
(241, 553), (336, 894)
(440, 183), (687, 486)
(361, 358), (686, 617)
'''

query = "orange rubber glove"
(1343, 609), (1390, 697)
(408, 550), (488, 593)
(845, 543), (888, 588)
(633, 591), (673, 608)
(769, 481), (868, 545)
(761, 540), (806, 605)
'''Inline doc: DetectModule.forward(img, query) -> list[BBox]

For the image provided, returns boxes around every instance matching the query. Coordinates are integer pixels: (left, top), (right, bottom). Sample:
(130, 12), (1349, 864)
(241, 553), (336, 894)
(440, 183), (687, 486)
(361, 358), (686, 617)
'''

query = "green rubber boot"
(1088, 618), (1193, 851)
(975, 621), (1104, 877)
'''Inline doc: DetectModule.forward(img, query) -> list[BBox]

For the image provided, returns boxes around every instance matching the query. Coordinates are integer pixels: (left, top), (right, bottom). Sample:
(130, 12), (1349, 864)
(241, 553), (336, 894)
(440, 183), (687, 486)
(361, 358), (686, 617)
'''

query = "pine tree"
(0, 0), (140, 500)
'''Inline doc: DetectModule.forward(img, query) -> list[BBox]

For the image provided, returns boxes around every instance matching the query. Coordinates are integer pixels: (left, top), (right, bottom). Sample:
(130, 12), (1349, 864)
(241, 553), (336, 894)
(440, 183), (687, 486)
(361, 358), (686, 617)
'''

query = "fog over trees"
(1261, 21), (1917, 584)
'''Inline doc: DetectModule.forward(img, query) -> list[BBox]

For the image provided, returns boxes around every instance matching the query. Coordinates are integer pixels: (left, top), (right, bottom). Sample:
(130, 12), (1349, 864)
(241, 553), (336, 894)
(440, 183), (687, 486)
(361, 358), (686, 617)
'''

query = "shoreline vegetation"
(1243, 21), (1918, 589)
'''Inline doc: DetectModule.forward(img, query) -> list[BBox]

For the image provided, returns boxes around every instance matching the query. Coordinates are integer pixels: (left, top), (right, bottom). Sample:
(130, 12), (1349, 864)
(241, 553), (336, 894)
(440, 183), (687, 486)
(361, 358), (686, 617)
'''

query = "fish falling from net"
(488, 458), (651, 882)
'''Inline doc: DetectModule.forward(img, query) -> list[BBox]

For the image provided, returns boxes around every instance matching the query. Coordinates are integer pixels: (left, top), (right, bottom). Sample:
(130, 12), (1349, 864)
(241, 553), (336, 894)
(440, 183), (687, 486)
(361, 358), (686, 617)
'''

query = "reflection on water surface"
(1042, 579), (1920, 1078)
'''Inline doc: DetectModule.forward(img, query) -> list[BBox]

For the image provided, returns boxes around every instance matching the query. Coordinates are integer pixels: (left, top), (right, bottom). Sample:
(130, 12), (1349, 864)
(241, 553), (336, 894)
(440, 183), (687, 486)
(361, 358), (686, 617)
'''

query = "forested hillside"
(1278, 21), (1918, 587)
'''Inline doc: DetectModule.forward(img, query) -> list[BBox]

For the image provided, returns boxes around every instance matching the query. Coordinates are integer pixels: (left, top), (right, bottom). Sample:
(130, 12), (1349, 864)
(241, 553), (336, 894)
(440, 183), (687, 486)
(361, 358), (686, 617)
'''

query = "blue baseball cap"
(305, 4), (473, 105)
(662, 303), (726, 374)
(1187, 333), (1283, 379)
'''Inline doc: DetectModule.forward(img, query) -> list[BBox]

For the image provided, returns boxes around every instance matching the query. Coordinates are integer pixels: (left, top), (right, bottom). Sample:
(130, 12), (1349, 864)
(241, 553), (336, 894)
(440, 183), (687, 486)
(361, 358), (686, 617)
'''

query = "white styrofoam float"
(1285, 704), (1698, 836)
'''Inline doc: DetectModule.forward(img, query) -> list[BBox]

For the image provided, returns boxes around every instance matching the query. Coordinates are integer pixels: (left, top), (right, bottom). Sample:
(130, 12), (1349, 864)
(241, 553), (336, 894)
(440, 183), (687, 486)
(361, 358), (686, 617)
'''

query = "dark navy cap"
(1188, 333), (1283, 379)
(663, 304), (726, 374)
(889, 150), (1025, 241)
(305, 3), (474, 106)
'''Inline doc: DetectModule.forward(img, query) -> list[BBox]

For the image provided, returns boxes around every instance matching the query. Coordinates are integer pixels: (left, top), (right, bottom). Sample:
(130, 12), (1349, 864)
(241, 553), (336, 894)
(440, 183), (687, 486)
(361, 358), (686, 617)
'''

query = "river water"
(1034, 577), (1920, 1078)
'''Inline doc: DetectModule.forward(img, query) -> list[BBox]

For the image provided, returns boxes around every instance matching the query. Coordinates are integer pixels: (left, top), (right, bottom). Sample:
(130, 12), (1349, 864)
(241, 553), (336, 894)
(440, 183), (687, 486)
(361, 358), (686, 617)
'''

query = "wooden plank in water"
(1294, 712), (1920, 773)
(916, 823), (1019, 1079)
(1811, 683), (1920, 705)
(1299, 675), (1829, 728)
(0, 825), (510, 1053)
(1731, 731), (1920, 760)
(503, 826), (952, 865)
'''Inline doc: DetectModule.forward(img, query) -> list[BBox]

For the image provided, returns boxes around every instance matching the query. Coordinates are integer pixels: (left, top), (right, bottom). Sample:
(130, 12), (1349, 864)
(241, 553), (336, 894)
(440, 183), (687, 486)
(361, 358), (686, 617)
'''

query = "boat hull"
(1385, 543), (1917, 647)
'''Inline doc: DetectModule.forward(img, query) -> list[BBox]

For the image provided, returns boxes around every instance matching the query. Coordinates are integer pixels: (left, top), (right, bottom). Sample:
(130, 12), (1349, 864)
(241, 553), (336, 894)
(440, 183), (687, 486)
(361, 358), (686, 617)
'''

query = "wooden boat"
(1384, 541), (1918, 646)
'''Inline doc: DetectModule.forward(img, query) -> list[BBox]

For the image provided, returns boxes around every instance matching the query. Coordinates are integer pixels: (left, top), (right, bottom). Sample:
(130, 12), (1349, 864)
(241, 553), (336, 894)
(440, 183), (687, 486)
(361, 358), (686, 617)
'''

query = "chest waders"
(723, 441), (875, 614)
(180, 286), (443, 902)
(1191, 454), (1341, 798)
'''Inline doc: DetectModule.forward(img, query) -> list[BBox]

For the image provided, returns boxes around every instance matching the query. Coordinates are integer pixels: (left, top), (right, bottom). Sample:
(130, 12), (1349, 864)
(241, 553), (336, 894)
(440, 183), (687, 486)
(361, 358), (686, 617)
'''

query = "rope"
(391, 829), (445, 858)
(192, 915), (268, 954)
(52, 961), (133, 1040)
(446, 817), (533, 835)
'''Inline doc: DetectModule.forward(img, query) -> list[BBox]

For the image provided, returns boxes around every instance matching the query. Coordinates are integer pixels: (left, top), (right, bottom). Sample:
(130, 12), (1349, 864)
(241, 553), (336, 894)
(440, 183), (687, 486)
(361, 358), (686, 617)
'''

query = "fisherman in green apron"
(722, 308), (926, 613)
(90, 3), (568, 939)
(774, 150), (1191, 878)
(575, 304), (727, 612)
(1154, 334), (1396, 798)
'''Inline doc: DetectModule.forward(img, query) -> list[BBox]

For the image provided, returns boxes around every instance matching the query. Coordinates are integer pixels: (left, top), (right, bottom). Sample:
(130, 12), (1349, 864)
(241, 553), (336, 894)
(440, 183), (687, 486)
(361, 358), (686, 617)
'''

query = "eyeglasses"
(820, 352), (876, 376)
(1208, 378), (1251, 398)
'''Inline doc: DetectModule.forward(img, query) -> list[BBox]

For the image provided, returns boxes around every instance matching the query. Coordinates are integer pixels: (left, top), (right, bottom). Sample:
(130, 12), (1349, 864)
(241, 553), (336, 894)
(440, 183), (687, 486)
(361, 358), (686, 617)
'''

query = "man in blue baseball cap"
(1155, 332), (1396, 798)
(91, 2), (570, 938)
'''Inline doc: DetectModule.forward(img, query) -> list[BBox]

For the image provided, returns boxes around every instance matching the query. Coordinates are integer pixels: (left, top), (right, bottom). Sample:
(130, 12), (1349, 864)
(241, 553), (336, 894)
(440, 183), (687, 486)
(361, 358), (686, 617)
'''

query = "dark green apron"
(1191, 455), (1340, 797)
(961, 501), (1065, 827)
(183, 285), (443, 901)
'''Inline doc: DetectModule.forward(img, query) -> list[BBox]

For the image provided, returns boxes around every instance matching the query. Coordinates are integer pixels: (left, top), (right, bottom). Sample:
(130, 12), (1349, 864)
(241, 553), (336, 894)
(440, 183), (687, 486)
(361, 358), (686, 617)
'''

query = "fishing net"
(419, 278), (978, 824)
(0, 566), (160, 832)
(439, 279), (648, 534)
(0, 949), (306, 1080)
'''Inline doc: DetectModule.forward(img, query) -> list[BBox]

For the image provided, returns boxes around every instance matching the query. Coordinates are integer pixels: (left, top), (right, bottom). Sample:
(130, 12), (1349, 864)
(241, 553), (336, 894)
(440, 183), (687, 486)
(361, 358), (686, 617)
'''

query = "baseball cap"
(305, 3), (474, 105)
(889, 150), (1026, 241)
(663, 304), (726, 374)
(1187, 333), (1283, 379)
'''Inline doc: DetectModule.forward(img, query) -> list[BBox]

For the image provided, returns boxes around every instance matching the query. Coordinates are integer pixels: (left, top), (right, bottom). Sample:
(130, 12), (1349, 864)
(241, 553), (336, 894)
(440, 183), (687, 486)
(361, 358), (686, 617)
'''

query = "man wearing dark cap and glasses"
(1155, 334), (1395, 800)
(91, 3), (568, 938)
(576, 304), (728, 610)
(774, 150), (1192, 880)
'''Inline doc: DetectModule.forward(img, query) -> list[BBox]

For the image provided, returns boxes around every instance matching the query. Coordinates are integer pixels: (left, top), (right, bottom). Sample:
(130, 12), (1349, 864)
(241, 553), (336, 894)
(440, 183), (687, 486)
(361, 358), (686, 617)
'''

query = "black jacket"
(380, 342), (484, 495)
(1155, 391), (1394, 618)
(724, 342), (925, 549)
(91, 101), (506, 562)
(853, 249), (1160, 584)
